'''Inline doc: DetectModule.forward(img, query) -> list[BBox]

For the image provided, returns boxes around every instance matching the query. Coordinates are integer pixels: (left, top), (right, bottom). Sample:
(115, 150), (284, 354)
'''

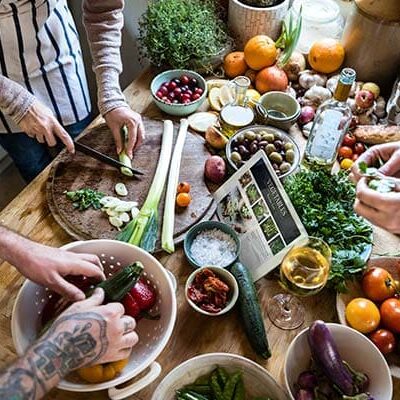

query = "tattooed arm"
(0, 289), (138, 400)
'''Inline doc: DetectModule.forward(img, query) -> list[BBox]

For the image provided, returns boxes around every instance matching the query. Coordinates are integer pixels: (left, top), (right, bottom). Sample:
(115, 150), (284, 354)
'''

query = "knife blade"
(74, 141), (144, 176)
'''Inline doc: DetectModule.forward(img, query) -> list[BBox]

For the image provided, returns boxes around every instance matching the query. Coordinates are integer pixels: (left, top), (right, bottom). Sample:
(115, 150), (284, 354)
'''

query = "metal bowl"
(225, 125), (301, 179)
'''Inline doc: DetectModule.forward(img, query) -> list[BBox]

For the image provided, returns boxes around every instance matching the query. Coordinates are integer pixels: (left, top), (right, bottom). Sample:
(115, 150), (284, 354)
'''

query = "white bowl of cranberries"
(150, 69), (207, 116)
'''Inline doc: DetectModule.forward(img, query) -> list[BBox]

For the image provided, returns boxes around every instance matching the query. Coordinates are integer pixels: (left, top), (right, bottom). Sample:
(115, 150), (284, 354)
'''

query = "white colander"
(11, 240), (177, 400)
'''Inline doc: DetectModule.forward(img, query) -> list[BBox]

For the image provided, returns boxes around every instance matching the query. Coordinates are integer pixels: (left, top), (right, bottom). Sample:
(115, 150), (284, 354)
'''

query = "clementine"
(308, 39), (345, 74)
(223, 51), (248, 78)
(244, 35), (277, 71)
(255, 65), (288, 94)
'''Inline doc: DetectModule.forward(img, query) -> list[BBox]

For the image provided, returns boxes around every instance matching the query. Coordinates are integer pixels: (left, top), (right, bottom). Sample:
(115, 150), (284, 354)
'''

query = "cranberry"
(189, 77), (198, 87)
(168, 92), (176, 100)
(181, 85), (188, 92)
(181, 93), (191, 102)
(180, 75), (190, 85)
(194, 87), (203, 95)
(172, 78), (181, 85)
(173, 87), (182, 96)
(183, 98), (191, 104)
(159, 85), (168, 96)
(192, 93), (201, 101)
(172, 99), (179, 104)
(185, 89), (193, 97)
(161, 96), (169, 102)
(168, 81), (177, 91)
(164, 98), (172, 104)
(156, 90), (163, 99)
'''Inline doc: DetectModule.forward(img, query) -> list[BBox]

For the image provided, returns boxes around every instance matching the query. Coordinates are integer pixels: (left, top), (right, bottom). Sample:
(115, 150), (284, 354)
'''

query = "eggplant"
(297, 371), (318, 391)
(295, 389), (314, 400)
(307, 320), (354, 396)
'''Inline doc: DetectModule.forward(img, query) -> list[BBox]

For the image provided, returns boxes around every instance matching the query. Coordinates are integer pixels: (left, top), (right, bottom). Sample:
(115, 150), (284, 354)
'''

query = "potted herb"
(138, 0), (232, 73)
(228, 0), (290, 48)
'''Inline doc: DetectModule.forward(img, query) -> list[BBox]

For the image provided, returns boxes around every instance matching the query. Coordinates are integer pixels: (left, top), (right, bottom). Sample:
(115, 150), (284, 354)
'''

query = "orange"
(223, 51), (248, 78)
(244, 35), (277, 71)
(255, 65), (288, 94)
(308, 39), (345, 74)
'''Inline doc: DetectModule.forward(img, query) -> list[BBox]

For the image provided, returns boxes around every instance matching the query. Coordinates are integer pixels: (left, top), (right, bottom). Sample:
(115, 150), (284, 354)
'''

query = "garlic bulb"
(374, 96), (387, 118)
(298, 70), (327, 89)
(304, 86), (332, 107)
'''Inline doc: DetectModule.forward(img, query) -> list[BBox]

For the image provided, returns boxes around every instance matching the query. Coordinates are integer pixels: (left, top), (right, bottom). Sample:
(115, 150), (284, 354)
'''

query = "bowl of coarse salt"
(183, 221), (240, 269)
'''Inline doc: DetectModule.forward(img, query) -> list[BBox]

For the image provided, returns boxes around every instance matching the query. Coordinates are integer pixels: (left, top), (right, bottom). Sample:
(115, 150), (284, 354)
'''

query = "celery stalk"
(162, 119), (188, 253)
(117, 120), (174, 252)
(119, 125), (134, 177)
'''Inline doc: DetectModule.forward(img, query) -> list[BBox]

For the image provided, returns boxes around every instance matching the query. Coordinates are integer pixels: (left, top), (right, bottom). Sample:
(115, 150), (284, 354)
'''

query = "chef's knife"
(74, 141), (144, 176)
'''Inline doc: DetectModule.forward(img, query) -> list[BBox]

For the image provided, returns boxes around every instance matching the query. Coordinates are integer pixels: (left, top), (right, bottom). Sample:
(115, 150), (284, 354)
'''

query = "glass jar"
(291, 0), (344, 54)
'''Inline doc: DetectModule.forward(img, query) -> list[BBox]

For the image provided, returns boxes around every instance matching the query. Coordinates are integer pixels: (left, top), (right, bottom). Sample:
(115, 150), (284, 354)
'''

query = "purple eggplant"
(295, 389), (314, 400)
(307, 320), (354, 396)
(297, 371), (318, 391)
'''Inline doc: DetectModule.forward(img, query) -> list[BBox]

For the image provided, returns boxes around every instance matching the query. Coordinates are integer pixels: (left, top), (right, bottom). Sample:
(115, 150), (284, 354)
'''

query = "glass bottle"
(220, 76), (254, 138)
(302, 68), (356, 170)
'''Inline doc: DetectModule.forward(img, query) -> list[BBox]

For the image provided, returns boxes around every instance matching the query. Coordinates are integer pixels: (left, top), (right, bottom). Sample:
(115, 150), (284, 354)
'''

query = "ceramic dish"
(336, 256), (400, 378)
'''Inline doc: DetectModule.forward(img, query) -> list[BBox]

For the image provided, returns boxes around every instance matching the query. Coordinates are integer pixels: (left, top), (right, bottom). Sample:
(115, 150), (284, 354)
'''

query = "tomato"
(354, 142), (366, 154)
(362, 267), (397, 302)
(177, 181), (191, 193)
(380, 298), (400, 333)
(338, 146), (353, 159)
(342, 133), (356, 147)
(369, 329), (396, 354)
(340, 158), (353, 170)
(345, 297), (380, 333)
(176, 192), (192, 207)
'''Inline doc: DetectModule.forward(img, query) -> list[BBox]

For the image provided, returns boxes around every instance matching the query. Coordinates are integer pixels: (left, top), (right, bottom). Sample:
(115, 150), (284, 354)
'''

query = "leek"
(162, 119), (188, 253)
(117, 120), (174, 252)
(119, 125), (134, 177)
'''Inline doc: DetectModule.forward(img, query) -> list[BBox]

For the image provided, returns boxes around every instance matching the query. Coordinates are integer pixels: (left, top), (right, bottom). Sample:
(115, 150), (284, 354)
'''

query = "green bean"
(217, 367), (229, 388)
(210, 371), (224, 400)
(176, 390), (210, 400)
(223, 372), (241, 400)
(233, 378), (245, 400)
(195, 374), (211, 385)
(183, 384), (212, 395)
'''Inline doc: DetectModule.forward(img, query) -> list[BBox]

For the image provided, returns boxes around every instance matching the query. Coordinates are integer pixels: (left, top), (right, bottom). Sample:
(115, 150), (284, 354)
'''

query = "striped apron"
(0, 0), (91, 133)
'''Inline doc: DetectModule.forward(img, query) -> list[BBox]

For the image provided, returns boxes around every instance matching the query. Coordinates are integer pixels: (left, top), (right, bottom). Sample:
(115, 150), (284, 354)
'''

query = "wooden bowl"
(336, 256), (400, 378)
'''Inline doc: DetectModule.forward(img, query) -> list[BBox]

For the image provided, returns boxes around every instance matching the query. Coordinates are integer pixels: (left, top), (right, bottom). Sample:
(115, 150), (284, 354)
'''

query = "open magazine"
(214, 151), (308, 282)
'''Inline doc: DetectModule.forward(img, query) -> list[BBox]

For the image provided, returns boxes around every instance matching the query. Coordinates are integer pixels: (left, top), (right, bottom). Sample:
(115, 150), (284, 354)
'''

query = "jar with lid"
(291, 0), (344, 54)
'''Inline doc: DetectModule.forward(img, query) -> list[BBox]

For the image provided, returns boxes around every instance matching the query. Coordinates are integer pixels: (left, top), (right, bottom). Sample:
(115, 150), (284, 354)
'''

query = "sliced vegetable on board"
(65, 188), (105, 210)
(119, 125), (134, 177)
(117, 120), (174, 252)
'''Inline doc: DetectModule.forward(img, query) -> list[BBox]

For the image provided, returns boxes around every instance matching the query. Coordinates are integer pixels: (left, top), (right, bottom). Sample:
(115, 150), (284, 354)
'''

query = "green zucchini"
(230, 262), (271, 359)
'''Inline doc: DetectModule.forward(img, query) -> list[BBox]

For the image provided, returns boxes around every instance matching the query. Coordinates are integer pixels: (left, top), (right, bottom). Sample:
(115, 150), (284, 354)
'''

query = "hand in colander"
(0, 226), (105, 301)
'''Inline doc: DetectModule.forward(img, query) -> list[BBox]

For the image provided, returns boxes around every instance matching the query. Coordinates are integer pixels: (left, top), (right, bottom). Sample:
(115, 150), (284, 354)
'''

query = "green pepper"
(223, 372), (241, 400)
(210, 371), (224, 400)
(233, 378), (245, 400)
(217, 367), (229, 388)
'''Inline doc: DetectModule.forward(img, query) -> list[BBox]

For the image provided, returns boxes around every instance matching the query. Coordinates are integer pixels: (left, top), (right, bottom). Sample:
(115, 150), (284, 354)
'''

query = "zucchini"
(230, 262), (271, 359)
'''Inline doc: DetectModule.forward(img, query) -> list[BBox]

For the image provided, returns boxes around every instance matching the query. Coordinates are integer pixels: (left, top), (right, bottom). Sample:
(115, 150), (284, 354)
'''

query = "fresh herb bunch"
(138, 0), (230, 70)
(65, 188), (104, 211)
(284, 169), (373, 292)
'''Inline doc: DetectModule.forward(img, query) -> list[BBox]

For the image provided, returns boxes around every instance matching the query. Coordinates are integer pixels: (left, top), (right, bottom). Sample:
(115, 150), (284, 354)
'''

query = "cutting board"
(46, 117), (216, 251)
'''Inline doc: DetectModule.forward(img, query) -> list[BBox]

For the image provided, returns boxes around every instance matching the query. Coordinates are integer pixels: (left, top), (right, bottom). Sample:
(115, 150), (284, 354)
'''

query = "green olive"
(236, 134), (245, 143)
(284, 142), (294, 151)
(269, 152), (283, 164)
(285, 149), (295, 163)
(265, 143), (276, 155)
(244, 130), (256, 141)
(280, 162), (291, 173)
(230, 151), (242, 163)
(262, 133), (275, 143)
(255, 134), (262, 142)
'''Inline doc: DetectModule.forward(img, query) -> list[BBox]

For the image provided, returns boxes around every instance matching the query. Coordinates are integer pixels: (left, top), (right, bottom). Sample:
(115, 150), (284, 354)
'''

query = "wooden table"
(0, 68), (399, 399)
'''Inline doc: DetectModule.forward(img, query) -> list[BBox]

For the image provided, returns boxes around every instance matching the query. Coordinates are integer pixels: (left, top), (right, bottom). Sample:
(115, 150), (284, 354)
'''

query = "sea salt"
(190, 228), (237, 267)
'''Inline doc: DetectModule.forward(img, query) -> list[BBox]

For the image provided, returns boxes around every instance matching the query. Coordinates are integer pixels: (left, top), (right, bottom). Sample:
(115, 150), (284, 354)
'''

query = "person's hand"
(104, 106), (145, 158)
(354, 178), (400, 233)
(14, 240), (105, 301)
(42, 288), (138, 371)
(18, 100), (75, 153)
(350, 141), (400, 183)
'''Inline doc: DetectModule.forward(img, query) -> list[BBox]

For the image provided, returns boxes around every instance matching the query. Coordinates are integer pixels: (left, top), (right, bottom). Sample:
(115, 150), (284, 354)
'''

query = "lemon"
(340, 158), (354, 170)
(246, 89), (260, 102)
(206, 79), (230, 91)
(219, 84), (235, 106)
(208, 87), (222, 111)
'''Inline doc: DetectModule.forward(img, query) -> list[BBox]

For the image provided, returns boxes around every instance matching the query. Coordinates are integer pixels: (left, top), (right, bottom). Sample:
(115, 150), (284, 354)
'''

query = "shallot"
(298, 106), (315, 125)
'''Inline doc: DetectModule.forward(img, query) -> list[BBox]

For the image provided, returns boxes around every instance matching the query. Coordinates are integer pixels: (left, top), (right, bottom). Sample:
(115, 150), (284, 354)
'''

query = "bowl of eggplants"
(226, 125), (300, 179)
(284, 321), (392, 400)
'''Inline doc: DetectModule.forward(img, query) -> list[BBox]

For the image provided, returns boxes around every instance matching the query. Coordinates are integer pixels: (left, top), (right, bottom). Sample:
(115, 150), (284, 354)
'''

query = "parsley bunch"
(284, 169), (373, 292)
(138, 0), (231, 70)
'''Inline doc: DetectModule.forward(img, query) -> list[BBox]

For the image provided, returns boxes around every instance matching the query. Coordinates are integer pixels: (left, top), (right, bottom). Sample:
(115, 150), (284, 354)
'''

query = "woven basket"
(228, 0), (289, 48)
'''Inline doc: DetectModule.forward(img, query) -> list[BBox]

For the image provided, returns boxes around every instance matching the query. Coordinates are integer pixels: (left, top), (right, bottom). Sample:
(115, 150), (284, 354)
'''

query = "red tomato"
(354, 142), (366, 154)
(369, 329), (396, 354)
(352, 153), (359, 161)
(362, 267), (397, 302)
(339, 146), (353, 159)
(380, 298), (400, 333)
(342, 133), (356, 147)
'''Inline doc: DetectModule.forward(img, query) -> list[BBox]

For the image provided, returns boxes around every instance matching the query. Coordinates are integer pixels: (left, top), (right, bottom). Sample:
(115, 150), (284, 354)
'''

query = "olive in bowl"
(226, 125), (300, 179)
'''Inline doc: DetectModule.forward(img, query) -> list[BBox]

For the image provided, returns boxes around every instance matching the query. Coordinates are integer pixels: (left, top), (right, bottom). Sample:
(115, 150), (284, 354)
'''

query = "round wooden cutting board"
(46, 117), (216, 251)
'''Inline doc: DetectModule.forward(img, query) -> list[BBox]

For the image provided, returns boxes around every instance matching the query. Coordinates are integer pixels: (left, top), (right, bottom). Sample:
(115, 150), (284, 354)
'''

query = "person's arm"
(0, 289), (138, 400)
(0, 226), (105, 301)
(82, 0), (144, 157)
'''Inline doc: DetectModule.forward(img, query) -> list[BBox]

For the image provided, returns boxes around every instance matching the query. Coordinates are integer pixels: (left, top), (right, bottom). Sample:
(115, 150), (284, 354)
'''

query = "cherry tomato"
(339, 146), (353, 159)
(342, 133), (356, 147)
(369, 329), (396, 354)
(362, 267), (397, 302)
(352, 153), (359, 161)
(176, 192), (192, 207)
(345, 297), (380, 333)
(380, 298), (400, 333)
(177, 181), (191, 193)
(354, 142), (366, 154)
(340, 158), (353, 170)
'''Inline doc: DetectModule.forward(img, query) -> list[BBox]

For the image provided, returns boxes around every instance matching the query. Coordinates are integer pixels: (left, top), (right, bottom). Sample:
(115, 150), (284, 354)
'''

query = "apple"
(355, 90), (375, 109)
(362, 82), (380, 99)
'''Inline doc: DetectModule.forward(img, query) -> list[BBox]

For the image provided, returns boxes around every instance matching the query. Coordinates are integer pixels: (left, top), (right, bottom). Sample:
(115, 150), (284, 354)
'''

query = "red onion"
(298, 106), (315, 125)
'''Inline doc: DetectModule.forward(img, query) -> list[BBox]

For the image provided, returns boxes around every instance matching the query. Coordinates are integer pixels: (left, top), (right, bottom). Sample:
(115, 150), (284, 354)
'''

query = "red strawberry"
(122, 292), (141, 318)
(130, 278), (157, 311)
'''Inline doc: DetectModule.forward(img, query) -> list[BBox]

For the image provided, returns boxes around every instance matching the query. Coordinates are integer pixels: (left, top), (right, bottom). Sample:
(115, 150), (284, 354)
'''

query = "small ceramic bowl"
(256, 91), (301, 131)
(183, 221), (240, 269)
(150, 69), (207, 116)
(185, 266), (239, 316)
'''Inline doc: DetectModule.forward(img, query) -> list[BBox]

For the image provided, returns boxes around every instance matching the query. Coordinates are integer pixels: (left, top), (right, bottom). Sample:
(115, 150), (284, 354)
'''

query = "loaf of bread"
(353, 125), (400, 144)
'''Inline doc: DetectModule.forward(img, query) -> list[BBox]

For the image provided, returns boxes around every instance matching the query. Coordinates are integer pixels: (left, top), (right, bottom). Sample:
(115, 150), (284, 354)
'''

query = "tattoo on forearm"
(0, 312), (108, 400)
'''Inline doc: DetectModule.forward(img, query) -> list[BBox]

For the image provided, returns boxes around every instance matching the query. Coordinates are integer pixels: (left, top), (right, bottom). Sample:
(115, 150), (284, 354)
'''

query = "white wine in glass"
(267, 237), (331, 330)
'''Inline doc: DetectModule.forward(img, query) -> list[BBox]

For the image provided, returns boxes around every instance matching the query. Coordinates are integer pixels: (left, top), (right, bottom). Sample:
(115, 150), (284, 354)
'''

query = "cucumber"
(230, 262), (271, 359)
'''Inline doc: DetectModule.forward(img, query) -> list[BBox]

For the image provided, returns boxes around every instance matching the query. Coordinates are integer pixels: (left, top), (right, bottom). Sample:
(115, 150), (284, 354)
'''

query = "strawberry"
(130, 278), (157, 311)
(122, 292), (141, 318)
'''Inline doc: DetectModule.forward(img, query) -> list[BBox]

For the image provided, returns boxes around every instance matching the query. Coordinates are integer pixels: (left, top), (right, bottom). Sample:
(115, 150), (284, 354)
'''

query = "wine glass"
(267, 237), (332, 330)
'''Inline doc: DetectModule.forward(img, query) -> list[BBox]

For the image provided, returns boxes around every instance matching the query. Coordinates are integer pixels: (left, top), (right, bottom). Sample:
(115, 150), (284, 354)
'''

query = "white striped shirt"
(0, 0), (91, 133)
